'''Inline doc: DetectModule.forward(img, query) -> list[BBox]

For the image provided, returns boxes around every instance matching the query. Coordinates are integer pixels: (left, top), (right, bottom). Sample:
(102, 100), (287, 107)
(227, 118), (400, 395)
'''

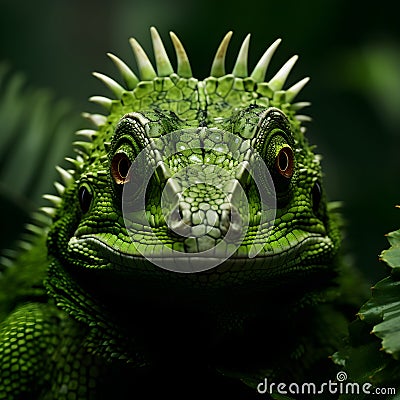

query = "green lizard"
(0, 28), (361, 399)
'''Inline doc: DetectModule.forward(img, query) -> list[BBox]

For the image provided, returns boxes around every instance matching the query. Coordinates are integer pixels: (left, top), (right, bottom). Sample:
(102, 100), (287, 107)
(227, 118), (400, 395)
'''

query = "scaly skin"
(0, 28), (357, 399)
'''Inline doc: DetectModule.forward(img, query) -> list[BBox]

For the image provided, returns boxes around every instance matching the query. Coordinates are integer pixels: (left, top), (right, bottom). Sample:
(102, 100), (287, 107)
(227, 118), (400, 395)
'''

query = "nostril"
(178, 205), (192, 225)
(168, 206), (181, 223)
(220, 205), (243, 241)
(169, 205), (188, 224)
(172, 205), (183, 221)
(220, 209), (231, 234)
(230, 207), (241, 225)
(167, 202), (188, 221)
(166, 204), (192, 237)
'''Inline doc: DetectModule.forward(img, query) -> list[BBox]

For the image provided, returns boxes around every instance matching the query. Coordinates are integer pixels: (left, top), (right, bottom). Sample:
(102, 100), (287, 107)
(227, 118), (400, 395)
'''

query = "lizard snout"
(163, 176), (246, 253)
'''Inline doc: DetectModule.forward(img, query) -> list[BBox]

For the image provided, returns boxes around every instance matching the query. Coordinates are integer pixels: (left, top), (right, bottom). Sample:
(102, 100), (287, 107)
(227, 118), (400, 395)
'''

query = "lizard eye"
(312, 181), (322, 213)
(111, 152), (132, 184)
(78, 185), (92, 214)
(275, 146), (294, 179)
(270, 143), (295, 200)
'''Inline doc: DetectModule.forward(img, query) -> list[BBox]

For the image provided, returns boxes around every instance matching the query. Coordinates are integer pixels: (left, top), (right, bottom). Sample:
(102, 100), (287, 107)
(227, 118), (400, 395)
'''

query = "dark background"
(1, 0), (399, 284)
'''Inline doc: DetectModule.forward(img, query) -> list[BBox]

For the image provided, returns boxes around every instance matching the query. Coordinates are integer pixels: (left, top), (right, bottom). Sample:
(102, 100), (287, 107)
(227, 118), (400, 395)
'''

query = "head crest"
(90, 27), (310, 117)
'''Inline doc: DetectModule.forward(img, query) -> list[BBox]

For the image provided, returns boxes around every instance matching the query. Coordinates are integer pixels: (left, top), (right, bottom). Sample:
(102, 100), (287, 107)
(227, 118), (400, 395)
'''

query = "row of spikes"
(91, 27), (310, 108)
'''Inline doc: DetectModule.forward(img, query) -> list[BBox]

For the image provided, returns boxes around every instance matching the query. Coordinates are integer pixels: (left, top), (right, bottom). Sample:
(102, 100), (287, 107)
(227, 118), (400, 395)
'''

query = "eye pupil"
(118, 157), (130, 179)
(111, 153), (132, 184)
(275, 146), (294, 178)
(278, 150), (289, 172)
(312, 181), (322, 213)
(78, 186), (92, 214)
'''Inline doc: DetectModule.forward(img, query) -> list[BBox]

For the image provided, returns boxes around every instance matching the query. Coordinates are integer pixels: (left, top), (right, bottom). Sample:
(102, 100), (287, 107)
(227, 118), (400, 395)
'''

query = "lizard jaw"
(69, 231), (335, 277)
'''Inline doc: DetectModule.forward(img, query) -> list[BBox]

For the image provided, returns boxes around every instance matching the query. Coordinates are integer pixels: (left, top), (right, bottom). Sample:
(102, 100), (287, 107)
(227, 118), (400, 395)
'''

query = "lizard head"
(46, 28), (340, 303)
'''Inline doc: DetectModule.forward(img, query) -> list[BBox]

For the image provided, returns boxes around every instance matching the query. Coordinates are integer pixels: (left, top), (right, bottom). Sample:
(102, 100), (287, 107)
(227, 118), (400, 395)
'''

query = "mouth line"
(69, 232), (331, 266)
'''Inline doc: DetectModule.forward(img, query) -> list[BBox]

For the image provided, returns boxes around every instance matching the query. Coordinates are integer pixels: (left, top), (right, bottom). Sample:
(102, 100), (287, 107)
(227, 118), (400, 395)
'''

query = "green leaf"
(381, 233), (400, 272)
(334, 224), (400, 392)
(359, 277), (400, 325)
(369, 280), (400, 358)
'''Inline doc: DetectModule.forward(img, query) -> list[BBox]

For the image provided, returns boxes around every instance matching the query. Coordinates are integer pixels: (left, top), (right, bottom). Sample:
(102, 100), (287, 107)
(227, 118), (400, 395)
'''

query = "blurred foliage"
(0, 0), (399, 284)
(0, 63), (79, 251)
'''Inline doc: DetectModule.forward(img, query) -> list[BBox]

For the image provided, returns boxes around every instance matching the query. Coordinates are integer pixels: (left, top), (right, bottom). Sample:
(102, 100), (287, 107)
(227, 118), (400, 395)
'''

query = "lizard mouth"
(69, 230), (334, 277)
(65, 230), (337, 303)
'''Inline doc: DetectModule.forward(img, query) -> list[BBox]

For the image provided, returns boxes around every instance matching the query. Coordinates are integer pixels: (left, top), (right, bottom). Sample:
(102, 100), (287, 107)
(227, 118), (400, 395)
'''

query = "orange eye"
(111, 152), (131, 184)
(275, 146), (294, 179)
